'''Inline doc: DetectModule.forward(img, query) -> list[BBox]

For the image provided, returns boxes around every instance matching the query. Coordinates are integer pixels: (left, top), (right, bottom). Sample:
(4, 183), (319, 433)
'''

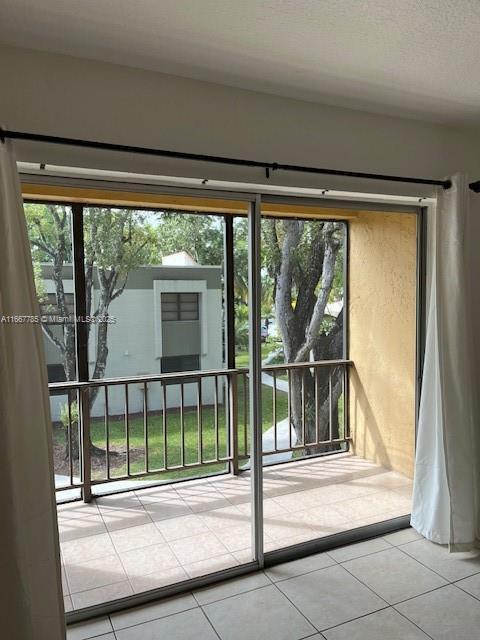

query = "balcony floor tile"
(59, 454), (413, 611)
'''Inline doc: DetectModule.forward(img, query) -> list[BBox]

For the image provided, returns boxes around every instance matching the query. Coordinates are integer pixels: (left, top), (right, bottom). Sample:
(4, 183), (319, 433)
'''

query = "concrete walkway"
(262, 417), (296, 464)
(261, 371), (289, 393)
(261, 370), (293, 464)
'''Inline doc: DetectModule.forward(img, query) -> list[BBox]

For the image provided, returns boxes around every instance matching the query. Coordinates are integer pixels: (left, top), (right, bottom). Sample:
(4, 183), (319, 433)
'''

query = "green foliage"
(60, 400), (79, 429)
(24, 203), (72, 263)
(25, 203), (345, 383)
(235, 321), (249, 351)
(233, 218), (249, 305)
(152, 212), (224, 265)
(84, 208), (156, 277)
(32, 261), (47, 305)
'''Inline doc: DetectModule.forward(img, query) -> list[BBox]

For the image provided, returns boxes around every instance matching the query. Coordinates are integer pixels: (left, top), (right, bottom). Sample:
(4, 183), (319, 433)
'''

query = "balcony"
(53, 360), (413, 611)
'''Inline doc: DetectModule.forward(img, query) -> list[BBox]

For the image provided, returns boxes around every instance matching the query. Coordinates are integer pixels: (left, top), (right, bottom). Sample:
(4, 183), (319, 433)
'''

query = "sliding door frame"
(256, 194), (425, 567)
(248, 195), (264, 567)
(22, 179), (424, 624)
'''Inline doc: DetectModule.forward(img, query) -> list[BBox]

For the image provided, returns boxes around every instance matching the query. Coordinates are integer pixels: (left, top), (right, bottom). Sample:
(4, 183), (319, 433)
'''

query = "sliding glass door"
(25, 193), (259, 612)
(258, 199), (417, 558)
(258, 208), (349, 553)
(24, 187), (419, 615)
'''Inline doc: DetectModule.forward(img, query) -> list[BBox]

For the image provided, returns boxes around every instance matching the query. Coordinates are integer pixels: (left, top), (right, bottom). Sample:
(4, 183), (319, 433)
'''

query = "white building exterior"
(44, 254), (224, 420)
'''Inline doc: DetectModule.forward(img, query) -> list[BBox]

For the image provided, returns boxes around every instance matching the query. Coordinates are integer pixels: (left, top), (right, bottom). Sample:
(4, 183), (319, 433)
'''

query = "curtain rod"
(0, 127), (455, 190)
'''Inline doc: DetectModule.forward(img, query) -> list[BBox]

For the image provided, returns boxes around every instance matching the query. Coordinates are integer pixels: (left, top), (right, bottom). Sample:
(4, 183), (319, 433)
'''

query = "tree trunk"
(64, 424), (108, 466)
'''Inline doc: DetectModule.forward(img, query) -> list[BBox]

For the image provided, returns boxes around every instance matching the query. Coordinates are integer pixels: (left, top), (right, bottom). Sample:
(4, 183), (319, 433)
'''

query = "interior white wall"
(2, 43), (480, 371)
(1, 44), (480, 196)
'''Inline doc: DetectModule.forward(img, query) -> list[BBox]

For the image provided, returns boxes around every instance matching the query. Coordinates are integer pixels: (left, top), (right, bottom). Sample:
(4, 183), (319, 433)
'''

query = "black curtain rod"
(0, 127), (456, 190)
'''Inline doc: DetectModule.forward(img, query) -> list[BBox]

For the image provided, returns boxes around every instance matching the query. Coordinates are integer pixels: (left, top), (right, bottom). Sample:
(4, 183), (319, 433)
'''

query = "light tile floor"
(67, 527), (480, 640)
(59, 454), (413, 611)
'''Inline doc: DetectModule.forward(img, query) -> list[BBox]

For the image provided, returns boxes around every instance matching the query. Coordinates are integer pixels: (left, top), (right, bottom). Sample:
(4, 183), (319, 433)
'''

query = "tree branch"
(111, 276), (128, 302)
(30, 238), (55, 258)
(41, 323), (66, 354)
(295, 223), (340, 362)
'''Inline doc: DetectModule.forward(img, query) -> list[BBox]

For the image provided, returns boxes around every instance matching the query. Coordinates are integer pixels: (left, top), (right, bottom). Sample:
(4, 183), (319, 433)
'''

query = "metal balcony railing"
(49, 359), (352, 501)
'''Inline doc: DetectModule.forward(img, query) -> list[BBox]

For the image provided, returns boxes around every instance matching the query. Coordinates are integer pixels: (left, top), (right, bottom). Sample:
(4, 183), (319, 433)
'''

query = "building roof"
(162, 251), (199, 266)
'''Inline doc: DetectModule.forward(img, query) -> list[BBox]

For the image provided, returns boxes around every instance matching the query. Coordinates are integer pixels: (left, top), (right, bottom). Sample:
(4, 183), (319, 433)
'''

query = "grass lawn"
(235, 341), (280, 368)
(54, 382), (289, 483)
(53, 371), (346, 485)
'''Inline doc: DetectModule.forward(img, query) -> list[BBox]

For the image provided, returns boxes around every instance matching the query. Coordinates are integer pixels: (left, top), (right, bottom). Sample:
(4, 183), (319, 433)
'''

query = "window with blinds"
(161, 293), (199, 321)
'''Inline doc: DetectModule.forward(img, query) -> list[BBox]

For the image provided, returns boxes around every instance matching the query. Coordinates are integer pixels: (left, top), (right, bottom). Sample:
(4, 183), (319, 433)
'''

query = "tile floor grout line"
(192, 573), (274, 607)
(269, 571), (340, 635)
(317, 604), (392, 634)
(451, 578), (480, 602)
(165, 527), (230, 569)
(326, 539), (397, 564)
(264, 557), (339, 585)
(115, 539), (178, 593)
(203, 576), (318, 636)
(99, 512), (155, 537)
(105, 523), (168, 558)
(198, 606), (225, 640)
(270, 486), (409, 514)
(66, 562), (131, 601)
(69, 580), (133, 610)
(330, 560), (392, 608)
(68, 620), (115, 640)
(61, 556), (74, 599)
(338, 550), (457, 612)
(391, 582), (453, 607)
(393, 605), (436, 640)
(393, 542), (469, 584)
(64, 547), (127, 572)
(96, 496), (150, 523)
(380, 532), (422, 546)
(297, 630), (328, 640)
(106, 599), (199, 633)
(68, 575), (129, 599)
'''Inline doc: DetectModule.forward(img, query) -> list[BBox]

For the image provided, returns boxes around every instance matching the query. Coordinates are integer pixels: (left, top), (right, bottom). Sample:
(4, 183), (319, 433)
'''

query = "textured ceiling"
(1, 0), (480, 125)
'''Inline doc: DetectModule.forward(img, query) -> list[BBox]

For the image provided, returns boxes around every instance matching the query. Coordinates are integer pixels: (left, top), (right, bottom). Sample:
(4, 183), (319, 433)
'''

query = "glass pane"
(24, 202), (80, 497)
(161, 354), (200, 373)
(260, 209), (415, 553)
(24, 203), (77, 382)
(260, 214), (349, 551)
(65, 206), (253, 609)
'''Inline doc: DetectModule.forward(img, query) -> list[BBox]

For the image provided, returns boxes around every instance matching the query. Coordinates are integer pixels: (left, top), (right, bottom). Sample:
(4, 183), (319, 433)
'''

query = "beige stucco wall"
(349, 211), (417, 478)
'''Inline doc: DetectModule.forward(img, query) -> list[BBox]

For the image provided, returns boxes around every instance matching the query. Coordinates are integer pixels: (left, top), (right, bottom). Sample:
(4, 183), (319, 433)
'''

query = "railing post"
(229, 372), (239, 476)
(344, 363), (350, 445)
(80, 386), (92, 503)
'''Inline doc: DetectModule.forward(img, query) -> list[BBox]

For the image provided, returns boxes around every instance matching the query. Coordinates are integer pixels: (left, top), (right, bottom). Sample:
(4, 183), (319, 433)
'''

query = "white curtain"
(411, 173), (480, 548)
(0, 140), (66, 639)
